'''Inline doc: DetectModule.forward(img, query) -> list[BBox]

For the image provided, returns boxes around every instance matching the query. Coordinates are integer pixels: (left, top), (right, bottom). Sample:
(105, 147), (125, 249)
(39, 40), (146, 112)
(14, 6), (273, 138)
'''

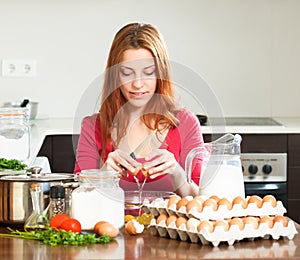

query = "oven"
(241, 153), (287, 208)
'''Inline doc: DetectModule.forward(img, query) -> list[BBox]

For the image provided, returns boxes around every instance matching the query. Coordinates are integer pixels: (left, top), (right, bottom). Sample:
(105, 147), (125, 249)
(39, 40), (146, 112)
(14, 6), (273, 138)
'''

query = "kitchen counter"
(25, 117), (300, 167)
(0, 222), (299, 259)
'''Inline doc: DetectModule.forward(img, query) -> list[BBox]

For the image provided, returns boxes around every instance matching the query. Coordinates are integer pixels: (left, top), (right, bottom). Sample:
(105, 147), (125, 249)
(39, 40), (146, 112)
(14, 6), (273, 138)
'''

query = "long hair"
(99, 23), (179, 159)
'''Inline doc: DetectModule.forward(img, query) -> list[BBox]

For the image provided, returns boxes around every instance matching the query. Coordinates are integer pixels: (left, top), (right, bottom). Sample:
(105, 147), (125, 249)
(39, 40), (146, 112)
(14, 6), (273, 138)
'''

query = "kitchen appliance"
(0, 171), (76, 225)
(185, 133), (245, 200)
(241, 153), (287, 207)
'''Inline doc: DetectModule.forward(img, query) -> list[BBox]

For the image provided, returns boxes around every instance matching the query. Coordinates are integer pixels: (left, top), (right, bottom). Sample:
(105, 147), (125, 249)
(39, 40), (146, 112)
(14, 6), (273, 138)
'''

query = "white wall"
(0, 0), (299, 118)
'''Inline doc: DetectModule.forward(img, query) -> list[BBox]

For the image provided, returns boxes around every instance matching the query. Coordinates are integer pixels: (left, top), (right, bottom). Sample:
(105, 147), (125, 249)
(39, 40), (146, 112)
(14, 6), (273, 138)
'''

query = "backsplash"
(0, 0), (299, 118)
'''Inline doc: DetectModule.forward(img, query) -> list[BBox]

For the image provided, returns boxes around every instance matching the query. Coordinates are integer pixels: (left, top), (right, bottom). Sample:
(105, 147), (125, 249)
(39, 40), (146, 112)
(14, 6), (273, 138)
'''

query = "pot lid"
(0, 173), (76, 182)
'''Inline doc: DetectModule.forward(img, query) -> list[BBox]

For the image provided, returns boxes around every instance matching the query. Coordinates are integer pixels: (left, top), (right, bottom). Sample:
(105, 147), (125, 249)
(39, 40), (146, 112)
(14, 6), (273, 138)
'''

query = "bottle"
(48, 185), (66, 220)
(0, 107), (30, 161)
(71, 170), (124, 230)
(24, 183), (48, 230)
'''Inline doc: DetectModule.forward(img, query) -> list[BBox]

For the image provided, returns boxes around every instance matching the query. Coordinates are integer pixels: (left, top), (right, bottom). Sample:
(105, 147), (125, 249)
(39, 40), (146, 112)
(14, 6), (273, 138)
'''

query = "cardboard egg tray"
(142, 196), (287, 220)
(147, 217), (298, 247)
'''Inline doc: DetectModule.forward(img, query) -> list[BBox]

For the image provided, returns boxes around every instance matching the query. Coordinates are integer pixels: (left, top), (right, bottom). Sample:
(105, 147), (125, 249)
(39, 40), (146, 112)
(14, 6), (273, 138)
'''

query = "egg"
(273, 215), (288, 227)
(242, 216), (259, 229)
(186, 199), (203, 213)
(217, 198), (233, 210)
(167, 195), (181, 208)
(229, 217), (244, 230)
(141, 168), (150, 178)
(186, 217), (201, 230)
(203, 198), (218, 211)
(125, 219), (144, 235)
(166, 215), (178, 226)
(247, 195), (263, 208)
(232, 196), (247, 209)
(214, 220), (229, 232)
(197, 220), (214, 233)
(156, 214), (168, 224)
(94, 221), (108, 233)
(176, 197), (189, 210)
(262, 194), (277, 207)
(176, 217), (188, 228)
(209, 195), (221, 202)
(193, 195), (205, 204)
(94, 222), (119, 238)
(260, 215), (274, 228)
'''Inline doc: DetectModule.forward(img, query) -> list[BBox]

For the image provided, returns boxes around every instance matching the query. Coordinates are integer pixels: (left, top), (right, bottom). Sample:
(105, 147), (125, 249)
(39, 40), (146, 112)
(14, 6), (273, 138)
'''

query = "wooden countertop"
(0, 222), (299, 260)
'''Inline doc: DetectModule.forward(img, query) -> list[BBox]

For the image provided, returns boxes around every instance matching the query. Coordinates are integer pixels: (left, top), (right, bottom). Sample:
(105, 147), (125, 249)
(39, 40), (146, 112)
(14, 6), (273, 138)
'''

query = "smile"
(129, 92), (148, 98)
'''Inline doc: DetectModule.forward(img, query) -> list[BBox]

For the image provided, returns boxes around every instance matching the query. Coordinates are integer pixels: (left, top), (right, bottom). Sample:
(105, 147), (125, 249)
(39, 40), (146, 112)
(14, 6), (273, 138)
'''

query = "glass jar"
(71, 170), (124, 230)
(48, 185), (66, 220)
(0, 107), (30, 161)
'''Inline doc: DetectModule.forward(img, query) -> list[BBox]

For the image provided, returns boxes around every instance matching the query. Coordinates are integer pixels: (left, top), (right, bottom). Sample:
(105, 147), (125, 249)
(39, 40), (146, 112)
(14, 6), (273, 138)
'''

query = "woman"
(74, 23), (204, 196)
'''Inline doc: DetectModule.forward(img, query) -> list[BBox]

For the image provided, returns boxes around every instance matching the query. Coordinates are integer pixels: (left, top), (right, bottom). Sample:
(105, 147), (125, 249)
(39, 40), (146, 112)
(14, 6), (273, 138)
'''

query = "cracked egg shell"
(125, 219), (144, 235)
(262, 194), (277, 207)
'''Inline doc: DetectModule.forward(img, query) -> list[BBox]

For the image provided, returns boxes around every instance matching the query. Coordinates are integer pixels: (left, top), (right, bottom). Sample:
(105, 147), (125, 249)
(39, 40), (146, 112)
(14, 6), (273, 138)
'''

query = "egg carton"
(147, 218), (298, 247)
(143, 196), (287, 220)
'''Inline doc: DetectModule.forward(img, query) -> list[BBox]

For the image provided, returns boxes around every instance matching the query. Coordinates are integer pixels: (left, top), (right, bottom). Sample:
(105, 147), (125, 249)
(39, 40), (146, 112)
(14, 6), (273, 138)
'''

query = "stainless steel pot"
(0, 172), (77, 225)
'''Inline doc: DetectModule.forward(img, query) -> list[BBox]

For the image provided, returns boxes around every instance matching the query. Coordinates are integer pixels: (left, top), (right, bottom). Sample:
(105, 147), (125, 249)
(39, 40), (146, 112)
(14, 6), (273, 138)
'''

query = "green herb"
(0, 227), (114, 246)
(0, 158), (27, 171)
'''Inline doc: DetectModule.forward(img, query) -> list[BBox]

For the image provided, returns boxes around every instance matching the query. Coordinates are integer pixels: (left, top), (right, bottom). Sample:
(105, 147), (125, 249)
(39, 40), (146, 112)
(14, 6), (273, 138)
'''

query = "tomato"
(60, 218), (82, 233)
(50, 214), (70, 229)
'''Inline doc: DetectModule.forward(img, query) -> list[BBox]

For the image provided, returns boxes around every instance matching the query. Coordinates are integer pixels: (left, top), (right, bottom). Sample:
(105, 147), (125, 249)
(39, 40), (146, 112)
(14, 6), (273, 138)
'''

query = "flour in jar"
(0, 132), (29, 161)
(71, 187), (124, 230)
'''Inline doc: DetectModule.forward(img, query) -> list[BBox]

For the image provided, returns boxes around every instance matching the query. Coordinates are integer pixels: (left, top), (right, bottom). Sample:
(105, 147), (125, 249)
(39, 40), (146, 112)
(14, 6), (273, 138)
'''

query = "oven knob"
(248, 165), (258, 174)
(262, 164), (272, 174)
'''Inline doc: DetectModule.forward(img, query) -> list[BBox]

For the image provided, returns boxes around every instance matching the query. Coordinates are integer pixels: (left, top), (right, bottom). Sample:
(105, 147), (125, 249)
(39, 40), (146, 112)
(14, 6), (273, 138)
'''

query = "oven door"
(244, 182), (287, 208)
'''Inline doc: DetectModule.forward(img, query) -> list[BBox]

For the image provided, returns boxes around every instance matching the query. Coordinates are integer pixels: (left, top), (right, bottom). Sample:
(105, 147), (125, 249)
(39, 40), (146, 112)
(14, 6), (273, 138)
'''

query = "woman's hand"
(142, 149), (179, 179)
(102, 149), (141, 177)
(142, 149), (199, 196)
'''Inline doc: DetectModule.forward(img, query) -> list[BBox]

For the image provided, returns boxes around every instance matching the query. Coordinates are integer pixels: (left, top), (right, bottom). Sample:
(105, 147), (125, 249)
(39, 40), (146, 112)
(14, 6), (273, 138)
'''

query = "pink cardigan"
(74, 110), (203, 191)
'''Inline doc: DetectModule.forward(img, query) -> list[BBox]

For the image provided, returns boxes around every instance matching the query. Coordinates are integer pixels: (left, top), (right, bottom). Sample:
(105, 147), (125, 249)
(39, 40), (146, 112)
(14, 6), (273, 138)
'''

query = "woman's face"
(119, 48), (157, 109)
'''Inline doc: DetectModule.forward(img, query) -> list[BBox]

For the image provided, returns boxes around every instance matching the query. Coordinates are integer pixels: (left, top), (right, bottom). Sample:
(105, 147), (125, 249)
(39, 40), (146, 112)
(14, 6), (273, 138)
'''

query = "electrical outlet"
(2, 59), (37, 77)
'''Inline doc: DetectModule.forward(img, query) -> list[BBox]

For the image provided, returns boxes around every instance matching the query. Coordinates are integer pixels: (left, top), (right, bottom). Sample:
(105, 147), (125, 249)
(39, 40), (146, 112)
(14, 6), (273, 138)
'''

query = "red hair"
(99, 23), (179, 159)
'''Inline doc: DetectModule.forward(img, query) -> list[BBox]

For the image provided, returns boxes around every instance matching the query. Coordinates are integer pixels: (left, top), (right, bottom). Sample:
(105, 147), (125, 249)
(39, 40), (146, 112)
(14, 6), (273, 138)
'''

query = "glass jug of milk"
(185, 133), (245, 200)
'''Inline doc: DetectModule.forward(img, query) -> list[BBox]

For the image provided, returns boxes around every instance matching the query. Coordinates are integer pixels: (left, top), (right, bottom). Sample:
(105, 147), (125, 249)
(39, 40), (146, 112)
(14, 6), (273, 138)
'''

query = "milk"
(199, 163), (245, 200)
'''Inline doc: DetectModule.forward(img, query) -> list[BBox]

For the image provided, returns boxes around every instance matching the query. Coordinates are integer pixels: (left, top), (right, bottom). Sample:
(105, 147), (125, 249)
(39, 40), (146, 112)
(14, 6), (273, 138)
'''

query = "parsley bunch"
(0, 158), (27, 171)
(0, 227), (114, 246)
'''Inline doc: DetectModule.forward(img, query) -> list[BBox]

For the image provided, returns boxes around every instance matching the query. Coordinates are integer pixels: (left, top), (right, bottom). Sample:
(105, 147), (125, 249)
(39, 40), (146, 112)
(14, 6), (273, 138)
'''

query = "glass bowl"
(124, 190), (175, 216)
